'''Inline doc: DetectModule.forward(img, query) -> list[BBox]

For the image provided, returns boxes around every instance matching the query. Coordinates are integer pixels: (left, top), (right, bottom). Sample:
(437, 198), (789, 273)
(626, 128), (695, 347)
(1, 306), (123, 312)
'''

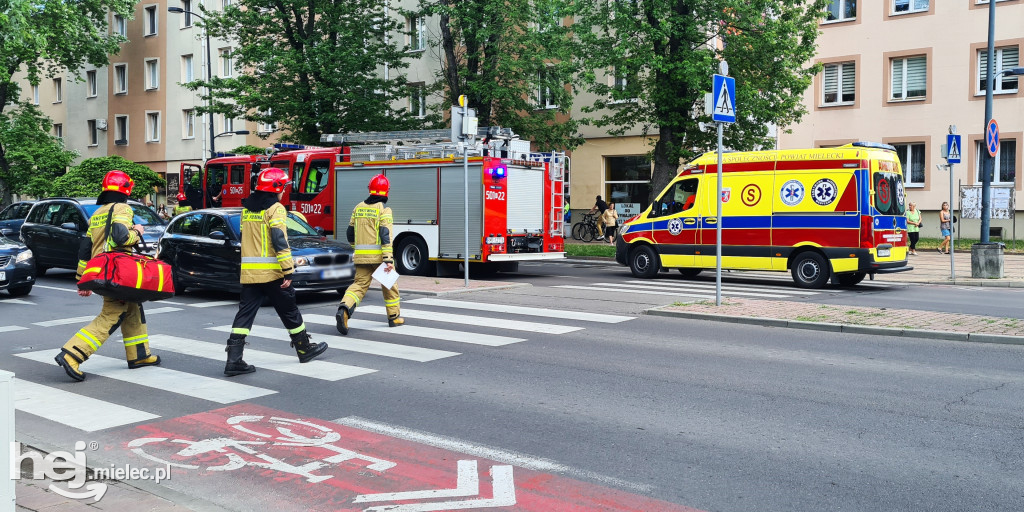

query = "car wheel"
(34, 265), (48, 276)
(791, 252), (831, 289)
(395, 236), (434, 276)
(8, 285), (32, 297)
(837, 271), (867, 287)
(171, 268), (188, 295)
(678, 268), (702, 279)
(629, 245), (660, 278)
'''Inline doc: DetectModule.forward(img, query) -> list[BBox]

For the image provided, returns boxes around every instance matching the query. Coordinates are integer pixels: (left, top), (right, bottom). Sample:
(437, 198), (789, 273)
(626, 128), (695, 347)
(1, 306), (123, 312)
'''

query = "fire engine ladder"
(546, 152), (567, 237)
(320, 127), (518, 146)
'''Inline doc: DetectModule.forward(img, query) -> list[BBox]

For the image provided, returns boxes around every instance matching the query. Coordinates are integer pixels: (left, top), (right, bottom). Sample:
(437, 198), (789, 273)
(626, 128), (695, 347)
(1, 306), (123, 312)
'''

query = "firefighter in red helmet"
(54, 170), (161, 381)
(223, 167), (328, 376)
(336, 173), (403, 334)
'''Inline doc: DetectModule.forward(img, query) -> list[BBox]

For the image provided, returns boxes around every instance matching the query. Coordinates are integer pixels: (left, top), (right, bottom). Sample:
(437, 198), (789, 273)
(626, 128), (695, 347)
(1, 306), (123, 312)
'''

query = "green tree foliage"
(0, 103), (77, 199)
(52, 156), (165, 201)
(0, 0), (134, 202)
(190, 0), (428, 145)
(423, 0), (582, 150)
(229, 145), (267, 156)
(576, 0), (826, 199)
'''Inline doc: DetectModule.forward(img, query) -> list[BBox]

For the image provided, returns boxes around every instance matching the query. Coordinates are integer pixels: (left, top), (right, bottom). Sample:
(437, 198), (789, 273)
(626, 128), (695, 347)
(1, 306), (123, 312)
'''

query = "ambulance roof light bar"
(320, 126), (518, 145)
(848, 141), (897, 152)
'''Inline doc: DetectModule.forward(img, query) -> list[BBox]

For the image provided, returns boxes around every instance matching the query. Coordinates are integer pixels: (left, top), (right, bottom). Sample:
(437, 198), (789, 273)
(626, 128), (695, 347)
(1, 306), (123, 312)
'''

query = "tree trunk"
(439, 6), (461, 106)
(650, 126), (681, 203)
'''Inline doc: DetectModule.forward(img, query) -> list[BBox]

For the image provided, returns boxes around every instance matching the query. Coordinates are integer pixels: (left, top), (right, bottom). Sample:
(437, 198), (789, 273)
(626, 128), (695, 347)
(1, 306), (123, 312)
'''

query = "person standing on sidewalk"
(601, 203), (619, 243)
(905, 202), (921, 255)
(938, 201), (952, 254)
(335, 174), (404, 335)
(55, 170), (161, 381)
(223, 168), (328, 376)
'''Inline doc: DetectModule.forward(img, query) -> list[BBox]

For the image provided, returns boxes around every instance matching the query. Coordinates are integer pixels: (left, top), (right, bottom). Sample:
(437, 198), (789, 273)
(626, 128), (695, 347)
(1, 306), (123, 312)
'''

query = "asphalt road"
(3, 265), (1024, 511)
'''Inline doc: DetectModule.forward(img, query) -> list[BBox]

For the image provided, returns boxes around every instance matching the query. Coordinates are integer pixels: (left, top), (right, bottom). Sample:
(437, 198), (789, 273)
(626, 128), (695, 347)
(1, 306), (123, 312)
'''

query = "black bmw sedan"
(0, 232), (35, 296)
(158, 208), (354, 295)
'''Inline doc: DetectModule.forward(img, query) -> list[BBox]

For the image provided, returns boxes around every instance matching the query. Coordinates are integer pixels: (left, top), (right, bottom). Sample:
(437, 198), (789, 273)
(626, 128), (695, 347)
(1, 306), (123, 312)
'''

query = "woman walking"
(905, 202), (921, 255)
(938, 202), (952, 254)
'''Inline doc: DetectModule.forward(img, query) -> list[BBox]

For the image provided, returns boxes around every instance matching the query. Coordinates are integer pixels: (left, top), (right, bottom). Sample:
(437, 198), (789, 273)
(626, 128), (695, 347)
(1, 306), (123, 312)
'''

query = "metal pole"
(716, 122), (723, 306)
(463, 102), (469, 287)
(949, 162), (955, 280)
(980, 0), (995, 243)
(206, 28), (215, 157)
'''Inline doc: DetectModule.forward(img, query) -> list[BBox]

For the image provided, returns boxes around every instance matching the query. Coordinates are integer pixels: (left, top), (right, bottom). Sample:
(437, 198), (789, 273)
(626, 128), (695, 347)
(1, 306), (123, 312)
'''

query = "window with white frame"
(86, 70), (97, 98)
(145, 6), (157, 36)
(87, 120), (98, 146)
(408, 84), (426, 117)
(115, 115), (129, 144)
(52, 78), (62, 103)
(822, 61), (855, 105)
(181, 55), (194, 83)
(891, 55), (927, 100)
(825, 0), (856, 21)
(182, 0), (192, 26)
(976, 140), (1017, 185)
(113, 14), (126, 36)
(611, 66), (636, 102)
(893, 143), (926, 186)
(183, 110), (195, 138)
(222, 116), (234, 133)
(31, 85), (38, 105)
(53, 124), (63, 139)
(221, 0), (232, 10)
(537, 70), (556, 109)
(978, 46), (1019, 94)
(146, 112), (160, 142)
(145, 59), (159, 90)
(407, 17), (425, 51)
(893, 0), (928, 14)
(257, 110), (277, 133)
(114, 64), (127, 94)
(219, 48), (233, 77)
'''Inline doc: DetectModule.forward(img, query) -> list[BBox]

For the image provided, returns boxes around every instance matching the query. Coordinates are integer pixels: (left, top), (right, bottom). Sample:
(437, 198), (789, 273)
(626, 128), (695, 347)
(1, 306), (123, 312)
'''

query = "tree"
(52, 156), (165, 201)
(422, 0), (583, 150)
(229, 144), (267, 156)
(0, 0), (134, 203)
(190, 0), (429, 146)
(576, 0), (827, 200)
(0, 103), (77, 200)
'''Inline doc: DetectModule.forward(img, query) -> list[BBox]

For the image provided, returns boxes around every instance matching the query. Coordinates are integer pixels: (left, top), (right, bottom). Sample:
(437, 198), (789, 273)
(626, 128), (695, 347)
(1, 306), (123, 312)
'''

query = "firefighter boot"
(224, 336), (256, 376)
(290, 330), (328, 363)
(335, 304), (355, 335)
(388, 314), (405, 327)
(125, 340), (161, 369)
(54, 339), (96, 382)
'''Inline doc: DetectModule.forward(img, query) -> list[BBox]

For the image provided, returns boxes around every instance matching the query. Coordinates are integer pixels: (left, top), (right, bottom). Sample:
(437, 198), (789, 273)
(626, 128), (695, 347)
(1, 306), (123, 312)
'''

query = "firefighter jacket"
(240, 202), (294, 284)
(347, 201), (394, 265)
(76, 203), (141, 280)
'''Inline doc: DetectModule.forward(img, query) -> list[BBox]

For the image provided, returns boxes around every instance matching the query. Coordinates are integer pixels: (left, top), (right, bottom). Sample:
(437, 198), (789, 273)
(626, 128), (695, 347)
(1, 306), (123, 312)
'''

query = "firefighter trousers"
(58, 297), (157, 371)
(230, 279), (306, 339)
(340, 264), (401, 319)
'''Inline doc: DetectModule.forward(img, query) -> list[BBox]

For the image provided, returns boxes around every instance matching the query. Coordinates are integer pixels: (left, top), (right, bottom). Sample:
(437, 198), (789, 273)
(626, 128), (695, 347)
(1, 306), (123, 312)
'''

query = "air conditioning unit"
(96, 118), (108, 130)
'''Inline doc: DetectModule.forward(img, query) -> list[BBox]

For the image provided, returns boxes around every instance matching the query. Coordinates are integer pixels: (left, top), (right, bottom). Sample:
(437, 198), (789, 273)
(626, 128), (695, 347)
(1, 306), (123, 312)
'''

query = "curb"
(644, 307), (1024, 345)
(403, 282), (532, 297)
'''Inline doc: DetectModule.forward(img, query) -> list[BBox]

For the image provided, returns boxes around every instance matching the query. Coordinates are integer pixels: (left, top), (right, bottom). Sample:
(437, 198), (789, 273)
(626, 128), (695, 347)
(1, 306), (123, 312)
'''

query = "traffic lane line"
(15, 379), (160, 432)
(303, 313), (526, 347)
(350, 306), (582, 335)
(622, 279), (826, 295)
(206, 324), (461, 361)
(33, 307), (182, 327)
(0, 325), (28, 333)
(407, 297), (635, 323)
(592, 282), (816, 299)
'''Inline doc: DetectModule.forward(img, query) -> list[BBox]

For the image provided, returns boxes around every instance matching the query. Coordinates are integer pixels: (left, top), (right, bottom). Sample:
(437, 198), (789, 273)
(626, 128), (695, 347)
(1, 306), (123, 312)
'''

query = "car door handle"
(705, 218), (718, 224)
(683, 218), (697, 225)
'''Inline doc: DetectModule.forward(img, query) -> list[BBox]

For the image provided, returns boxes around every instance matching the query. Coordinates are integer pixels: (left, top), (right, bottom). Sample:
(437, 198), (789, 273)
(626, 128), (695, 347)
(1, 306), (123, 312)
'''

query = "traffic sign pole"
(946, 129), (960, 280)
(711, 67), (736, 306)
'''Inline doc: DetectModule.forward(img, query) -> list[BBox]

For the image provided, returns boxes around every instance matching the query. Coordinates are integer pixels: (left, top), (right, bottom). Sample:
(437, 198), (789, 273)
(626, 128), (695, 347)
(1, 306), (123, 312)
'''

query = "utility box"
(971, 242), (1005, 278)
(1, 370), (14, 512)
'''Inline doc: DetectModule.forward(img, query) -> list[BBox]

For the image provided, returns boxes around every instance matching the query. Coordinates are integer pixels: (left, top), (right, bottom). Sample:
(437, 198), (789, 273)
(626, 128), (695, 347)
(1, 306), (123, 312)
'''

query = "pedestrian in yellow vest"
(336, 174), (403, 334)
(54, 170), (161, 381)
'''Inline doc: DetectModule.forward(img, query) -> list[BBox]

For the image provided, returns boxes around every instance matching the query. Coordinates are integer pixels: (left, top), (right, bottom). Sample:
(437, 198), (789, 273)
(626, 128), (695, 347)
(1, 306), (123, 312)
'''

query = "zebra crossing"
(6, 299), (635, 433)
(554, 275), (897, 301)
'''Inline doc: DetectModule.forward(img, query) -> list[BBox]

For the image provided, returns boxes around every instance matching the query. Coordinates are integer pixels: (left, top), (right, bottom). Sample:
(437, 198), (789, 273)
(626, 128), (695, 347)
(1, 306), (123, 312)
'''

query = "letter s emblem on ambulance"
(741, 184), (761, 207)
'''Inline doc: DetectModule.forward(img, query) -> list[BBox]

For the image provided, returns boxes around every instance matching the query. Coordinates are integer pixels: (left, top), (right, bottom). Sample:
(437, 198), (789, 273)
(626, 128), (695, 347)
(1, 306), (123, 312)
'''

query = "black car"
(0, 201), (35, 242)
(0, 231), (36, 296)
(20, 198), (167, 274)
(158, 208), (354, 295)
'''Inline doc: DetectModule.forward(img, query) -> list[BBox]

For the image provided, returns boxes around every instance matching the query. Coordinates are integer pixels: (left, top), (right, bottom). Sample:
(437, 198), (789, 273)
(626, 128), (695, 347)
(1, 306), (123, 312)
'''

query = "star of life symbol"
(780, 179), (804, 206)
(811, 178), (837, 206)
(667, 218), (684, 236)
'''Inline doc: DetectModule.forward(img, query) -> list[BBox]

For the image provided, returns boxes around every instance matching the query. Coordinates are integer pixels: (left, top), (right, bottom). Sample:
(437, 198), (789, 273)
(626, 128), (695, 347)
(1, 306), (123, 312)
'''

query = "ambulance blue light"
(850, 142), (897, 152)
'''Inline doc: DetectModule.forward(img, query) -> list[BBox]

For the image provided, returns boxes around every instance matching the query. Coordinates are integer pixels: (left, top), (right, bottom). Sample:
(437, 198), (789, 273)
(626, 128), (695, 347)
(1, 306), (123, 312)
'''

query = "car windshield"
(82, 204), (167, 226)
(226, 212), (320, 238)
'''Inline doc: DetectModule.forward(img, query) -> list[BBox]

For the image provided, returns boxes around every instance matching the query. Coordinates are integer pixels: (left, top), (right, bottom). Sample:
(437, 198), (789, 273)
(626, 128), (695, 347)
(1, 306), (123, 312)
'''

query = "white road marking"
(32, 307), (182, 327)
(354, 459), (480, 503)
(33, 285), (78, 293)
(207, 325), (459, 361)
(623, 279), (824, 295)
(0, 298), (35, 305)
(407, 298), (634, 323)
(352, 306), (582, 335)
(16, 351), (275, 403)
(149, 334), (377, 380)
(15, 379), (159, 432)
(0, 325), (28, 333)
(555, 284), (713, 299)
(185, 300), (238, 308)
(303, 314), (526, 347)
(593, 282), (815, 299)
(362, 465), (516, 511)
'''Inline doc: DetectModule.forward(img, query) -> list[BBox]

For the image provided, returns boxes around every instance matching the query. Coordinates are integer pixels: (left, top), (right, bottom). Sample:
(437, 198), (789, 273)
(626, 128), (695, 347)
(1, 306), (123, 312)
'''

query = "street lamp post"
(168, 6), (215, 158)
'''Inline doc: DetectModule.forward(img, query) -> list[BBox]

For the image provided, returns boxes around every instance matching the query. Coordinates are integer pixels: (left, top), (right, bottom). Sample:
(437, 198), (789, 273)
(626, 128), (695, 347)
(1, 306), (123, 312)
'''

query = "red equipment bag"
(78, 252), (174, 302)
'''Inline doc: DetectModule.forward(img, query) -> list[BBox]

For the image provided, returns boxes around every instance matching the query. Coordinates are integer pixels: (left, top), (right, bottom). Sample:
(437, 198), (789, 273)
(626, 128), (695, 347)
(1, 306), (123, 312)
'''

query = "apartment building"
(779, 0), (1024, 239)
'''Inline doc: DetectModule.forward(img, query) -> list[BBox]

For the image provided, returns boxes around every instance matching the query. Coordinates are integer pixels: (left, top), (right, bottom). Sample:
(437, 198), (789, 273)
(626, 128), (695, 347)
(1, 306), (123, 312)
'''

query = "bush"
(51, 156), (165, 200)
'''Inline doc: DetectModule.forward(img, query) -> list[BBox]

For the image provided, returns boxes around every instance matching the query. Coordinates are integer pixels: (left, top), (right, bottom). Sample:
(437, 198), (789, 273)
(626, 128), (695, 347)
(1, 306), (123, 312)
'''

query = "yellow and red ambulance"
(614, 142), (912, 288)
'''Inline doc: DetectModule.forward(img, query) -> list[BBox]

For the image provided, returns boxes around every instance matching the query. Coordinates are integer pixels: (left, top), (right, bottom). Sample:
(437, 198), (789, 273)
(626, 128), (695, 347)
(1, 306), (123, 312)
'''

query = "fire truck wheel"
(396, 236), (433, 276)
(629, 245), (660, 278)
(678, 268), (702, 279)
(791, 252), (830, 289)
(836, 271), (866, 287)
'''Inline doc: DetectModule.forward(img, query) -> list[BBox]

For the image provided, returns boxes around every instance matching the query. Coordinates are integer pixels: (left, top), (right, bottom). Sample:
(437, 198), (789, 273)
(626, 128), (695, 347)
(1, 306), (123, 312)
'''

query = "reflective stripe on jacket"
(240, 203), (294, 284)
(76, 203), (140, 280)
(349, 201), (394, 265)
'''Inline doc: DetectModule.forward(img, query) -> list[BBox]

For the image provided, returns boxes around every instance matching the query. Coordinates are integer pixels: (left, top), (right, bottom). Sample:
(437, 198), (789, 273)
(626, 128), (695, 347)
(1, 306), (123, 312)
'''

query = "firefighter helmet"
(368, 174), (389, 197)
(102, 170), (134, 195)
(255, 167), (291, 193)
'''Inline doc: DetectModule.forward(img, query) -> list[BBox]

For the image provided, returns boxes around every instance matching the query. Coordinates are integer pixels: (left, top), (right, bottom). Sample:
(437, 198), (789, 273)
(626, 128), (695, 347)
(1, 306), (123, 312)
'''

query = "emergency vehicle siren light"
(488, 165), (507, 178)
(274, 143), (308, 150)
(850, 142), (897, 152)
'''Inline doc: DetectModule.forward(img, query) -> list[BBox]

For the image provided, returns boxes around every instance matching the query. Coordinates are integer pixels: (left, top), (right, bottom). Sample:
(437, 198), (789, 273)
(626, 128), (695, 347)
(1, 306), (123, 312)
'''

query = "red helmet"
(255, 167), (290, 193)
(368, 174), (389, 197)
(102, 170), (134, 195)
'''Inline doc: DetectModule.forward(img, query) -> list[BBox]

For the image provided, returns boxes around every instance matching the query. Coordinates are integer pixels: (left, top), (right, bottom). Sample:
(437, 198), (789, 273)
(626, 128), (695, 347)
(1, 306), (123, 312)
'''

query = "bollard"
(0, 371), (13, 512)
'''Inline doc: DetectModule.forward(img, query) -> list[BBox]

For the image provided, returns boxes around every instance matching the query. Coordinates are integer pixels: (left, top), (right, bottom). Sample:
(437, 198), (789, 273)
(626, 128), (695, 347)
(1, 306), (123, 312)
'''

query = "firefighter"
(335, 174), (403, 335)
(224, 167), (328, 376)
(54, 170), (161, 381)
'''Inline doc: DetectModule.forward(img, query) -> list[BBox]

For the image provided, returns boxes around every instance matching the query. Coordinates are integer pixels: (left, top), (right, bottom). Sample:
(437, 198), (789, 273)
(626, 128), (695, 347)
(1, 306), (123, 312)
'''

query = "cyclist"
(588, 195), (609, 241)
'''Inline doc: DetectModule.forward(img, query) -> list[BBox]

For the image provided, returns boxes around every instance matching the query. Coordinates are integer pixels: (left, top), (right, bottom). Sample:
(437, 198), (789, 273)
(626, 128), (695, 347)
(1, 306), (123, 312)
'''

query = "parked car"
(20, 198), (167, 274)
(158, 208), (354, 295)
(0, 201), (36, 242)
(0, 231), (35, 296)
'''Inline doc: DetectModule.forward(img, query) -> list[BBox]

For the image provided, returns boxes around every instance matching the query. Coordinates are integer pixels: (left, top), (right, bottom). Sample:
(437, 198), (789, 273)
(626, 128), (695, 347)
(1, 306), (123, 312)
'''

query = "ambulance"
(615, 142), (913, 288)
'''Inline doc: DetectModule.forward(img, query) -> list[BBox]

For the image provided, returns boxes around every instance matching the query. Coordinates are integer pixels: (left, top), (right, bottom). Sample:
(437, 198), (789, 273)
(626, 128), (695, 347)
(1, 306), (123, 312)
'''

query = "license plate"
(321, 268), (352, 280)
(0, 271), (5, 281)
(877, 248), (891, 258)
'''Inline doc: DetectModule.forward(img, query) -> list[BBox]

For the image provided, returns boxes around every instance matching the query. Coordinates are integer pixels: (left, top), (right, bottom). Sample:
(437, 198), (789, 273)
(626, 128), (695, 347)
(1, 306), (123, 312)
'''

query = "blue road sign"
(946, 134), (962, 164)
(986, 119), (1000, 157)
(712, 74), (736, 123)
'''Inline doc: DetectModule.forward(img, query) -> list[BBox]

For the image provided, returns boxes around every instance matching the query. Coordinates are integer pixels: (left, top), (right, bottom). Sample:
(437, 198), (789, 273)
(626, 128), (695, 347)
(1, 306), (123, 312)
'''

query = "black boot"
(224, 336), (256, 376)
(335, 304), (355, 335)
(290, 330), (328, 363)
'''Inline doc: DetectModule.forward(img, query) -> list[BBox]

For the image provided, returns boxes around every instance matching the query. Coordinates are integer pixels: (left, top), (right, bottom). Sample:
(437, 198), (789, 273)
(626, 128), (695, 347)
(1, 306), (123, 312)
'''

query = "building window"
(891, 56), (927, 100)
(407, 17), (425, 51)
(31, 85), (38, 105)
(976, 140), (1017, 185)
(86, 70), (98, 98)
(825, 0), (856, 22)
(146, 112), (160, 142)
(181, 55), (194, 83)
(144, 6), (157, 36)
(87, 120), (98, 146)
(113, 14), (126, 37)
(219, 48), (233, 77)
(145, 59), (159, 90)
(53, 124), (63, 139)
(893, 0), (928, 14)
(115, 115), (129, 145)
(605, 156), (652, 212)
(408, 84), (425, 117)
(221, 0), (232, 10)
(182, 0), (192, 26)
(114, 64), (127, 94)
(978, 46), (1019, 94)
(52, 78), (62, 103)
(257, 109), (277, 133)
(183, 110), (195, 138)
(222, 116), (234, 133)
(894, 143), (926, 186)
(537, 70), (557, 109)
(822, 61), (855, 105)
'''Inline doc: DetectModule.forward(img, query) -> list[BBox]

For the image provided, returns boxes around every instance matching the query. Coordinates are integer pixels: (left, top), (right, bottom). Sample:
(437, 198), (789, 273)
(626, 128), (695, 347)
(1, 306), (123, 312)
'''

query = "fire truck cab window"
(303, 159), (331, 195)
(651, 178), (698, 217)
(270, 160), (297, 192)
(229, 165), (244, 185)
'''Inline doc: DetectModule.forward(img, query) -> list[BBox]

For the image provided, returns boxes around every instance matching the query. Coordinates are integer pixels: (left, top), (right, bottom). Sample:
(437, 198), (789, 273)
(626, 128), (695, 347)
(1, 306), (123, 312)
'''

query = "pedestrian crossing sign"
(946, 134), (961, 164)
(712, 74), (736, 123)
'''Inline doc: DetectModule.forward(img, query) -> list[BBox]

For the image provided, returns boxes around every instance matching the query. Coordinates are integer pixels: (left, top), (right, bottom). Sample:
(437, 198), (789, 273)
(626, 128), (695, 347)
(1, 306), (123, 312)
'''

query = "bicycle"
(572, 213), (600, 242)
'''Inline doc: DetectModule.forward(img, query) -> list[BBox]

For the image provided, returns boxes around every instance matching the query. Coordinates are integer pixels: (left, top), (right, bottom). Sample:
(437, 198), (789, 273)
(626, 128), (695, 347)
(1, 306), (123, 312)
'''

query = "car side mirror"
(209, 231), (228, 241)
(60, 222), (79, 231)
(315, 227), (325, 236)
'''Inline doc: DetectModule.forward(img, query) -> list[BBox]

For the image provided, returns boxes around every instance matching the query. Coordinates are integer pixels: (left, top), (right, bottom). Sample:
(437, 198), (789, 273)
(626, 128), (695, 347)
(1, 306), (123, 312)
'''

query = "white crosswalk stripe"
(32, 307), (183, 327)
(207, 324), (462, 360)
(14, 379), (160, 432)
(558, 282), (812, 300)
(0, 325), (28, 333)
(352, 306), (582, 335)
(303, 313), (526, 347)
(407, 298), (634, 323)
(622, 280), (824, 295)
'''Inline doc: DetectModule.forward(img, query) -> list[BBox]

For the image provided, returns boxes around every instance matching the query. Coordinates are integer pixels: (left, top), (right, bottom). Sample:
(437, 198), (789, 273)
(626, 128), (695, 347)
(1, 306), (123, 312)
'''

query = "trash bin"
(971, 242), (1005, 279)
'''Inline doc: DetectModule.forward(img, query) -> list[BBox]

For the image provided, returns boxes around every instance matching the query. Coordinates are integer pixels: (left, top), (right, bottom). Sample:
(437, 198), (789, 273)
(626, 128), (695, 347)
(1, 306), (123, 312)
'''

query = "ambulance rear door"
(868, 158), (908, 261)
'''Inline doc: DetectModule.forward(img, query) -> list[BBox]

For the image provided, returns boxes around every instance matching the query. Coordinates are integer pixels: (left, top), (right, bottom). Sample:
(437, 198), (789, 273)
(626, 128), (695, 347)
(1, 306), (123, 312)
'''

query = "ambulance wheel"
(678, 268), (702, 279)
(396, 236), (433, 276)
(629, 245), (660, 278)
(837, 272), (866, 287)
(791, 252), (830, 289)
